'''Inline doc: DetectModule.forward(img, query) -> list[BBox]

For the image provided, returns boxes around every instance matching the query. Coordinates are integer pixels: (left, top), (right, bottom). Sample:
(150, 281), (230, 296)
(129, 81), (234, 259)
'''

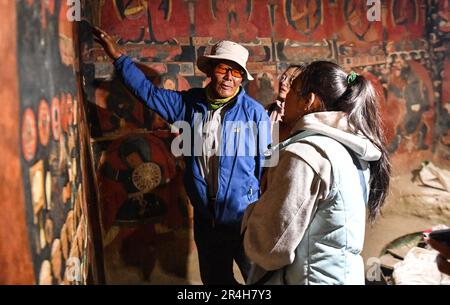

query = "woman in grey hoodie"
(242, 61), (391, 285)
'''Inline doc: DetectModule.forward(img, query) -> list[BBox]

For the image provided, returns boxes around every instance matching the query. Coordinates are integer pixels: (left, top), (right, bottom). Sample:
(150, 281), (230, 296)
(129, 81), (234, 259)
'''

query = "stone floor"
(362, 173), (450, 283)
(103, 226), (244, 285)
(103, 173), (449, 285)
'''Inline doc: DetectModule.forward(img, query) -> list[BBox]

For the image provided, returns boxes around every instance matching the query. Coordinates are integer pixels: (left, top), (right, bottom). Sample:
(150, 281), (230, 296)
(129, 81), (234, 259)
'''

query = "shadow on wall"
(80, 43), (194, 282)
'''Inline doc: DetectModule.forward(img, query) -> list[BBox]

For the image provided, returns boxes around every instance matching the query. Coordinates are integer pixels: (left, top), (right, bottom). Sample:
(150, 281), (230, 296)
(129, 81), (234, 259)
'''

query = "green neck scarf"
(206, 85), (240, 111)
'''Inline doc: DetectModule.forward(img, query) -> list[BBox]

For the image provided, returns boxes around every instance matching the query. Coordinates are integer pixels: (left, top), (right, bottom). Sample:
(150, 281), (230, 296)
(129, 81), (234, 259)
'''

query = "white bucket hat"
(197, 40), (254, 81)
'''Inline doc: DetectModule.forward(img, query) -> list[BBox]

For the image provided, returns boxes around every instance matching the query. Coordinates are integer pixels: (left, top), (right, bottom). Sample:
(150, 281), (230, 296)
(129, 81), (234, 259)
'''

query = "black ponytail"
(298, 61), (391, 222)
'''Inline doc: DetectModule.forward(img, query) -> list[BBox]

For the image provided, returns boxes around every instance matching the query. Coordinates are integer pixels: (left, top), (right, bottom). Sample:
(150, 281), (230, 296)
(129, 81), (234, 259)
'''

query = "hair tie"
(347, 71), (359, 85)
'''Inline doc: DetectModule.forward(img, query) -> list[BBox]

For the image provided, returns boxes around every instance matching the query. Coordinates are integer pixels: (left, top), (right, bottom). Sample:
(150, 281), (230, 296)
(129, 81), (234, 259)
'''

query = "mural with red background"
(79, 0), (449, 282)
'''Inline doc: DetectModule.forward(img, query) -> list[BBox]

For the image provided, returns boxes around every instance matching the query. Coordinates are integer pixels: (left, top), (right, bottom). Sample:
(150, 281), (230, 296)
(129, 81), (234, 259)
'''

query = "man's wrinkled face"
(209, 60), (244, 98)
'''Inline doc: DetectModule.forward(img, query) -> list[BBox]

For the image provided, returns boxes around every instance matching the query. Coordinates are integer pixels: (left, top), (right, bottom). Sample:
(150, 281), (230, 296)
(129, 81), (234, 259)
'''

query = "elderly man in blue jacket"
(93, 27), (271, 285)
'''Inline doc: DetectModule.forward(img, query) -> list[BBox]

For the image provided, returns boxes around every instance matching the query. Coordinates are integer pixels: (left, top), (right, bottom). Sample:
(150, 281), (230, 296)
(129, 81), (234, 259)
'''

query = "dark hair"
(284, 64), (306, 75)
(297, 61), (391, 222)
(279, 64), (306, 86)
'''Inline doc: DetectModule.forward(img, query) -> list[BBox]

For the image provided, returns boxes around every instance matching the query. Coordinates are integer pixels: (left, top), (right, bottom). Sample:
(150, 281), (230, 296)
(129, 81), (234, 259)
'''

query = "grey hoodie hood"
(291, 111), (382, 162)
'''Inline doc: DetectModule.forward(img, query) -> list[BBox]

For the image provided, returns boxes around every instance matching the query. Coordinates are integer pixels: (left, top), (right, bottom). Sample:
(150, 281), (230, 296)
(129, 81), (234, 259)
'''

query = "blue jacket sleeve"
(114, 55), (186, 124)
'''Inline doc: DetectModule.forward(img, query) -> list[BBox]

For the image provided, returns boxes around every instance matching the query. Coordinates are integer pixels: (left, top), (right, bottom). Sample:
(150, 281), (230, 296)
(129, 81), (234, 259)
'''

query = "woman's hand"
(92, 26), (123, 60)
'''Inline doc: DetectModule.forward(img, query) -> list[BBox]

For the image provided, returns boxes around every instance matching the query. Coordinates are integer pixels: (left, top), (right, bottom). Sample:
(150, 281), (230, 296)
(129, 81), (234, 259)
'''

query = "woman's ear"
(305, 92), (322, 112)
(304, 92), (315, 111)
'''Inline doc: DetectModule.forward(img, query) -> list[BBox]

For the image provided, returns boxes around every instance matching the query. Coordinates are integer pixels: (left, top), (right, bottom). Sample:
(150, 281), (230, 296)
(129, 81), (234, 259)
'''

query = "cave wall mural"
(0, 0), (448, 285)
(83, 0), (448, 158)
(78, 0), (448, 283)
(12, 0), (103, 284)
